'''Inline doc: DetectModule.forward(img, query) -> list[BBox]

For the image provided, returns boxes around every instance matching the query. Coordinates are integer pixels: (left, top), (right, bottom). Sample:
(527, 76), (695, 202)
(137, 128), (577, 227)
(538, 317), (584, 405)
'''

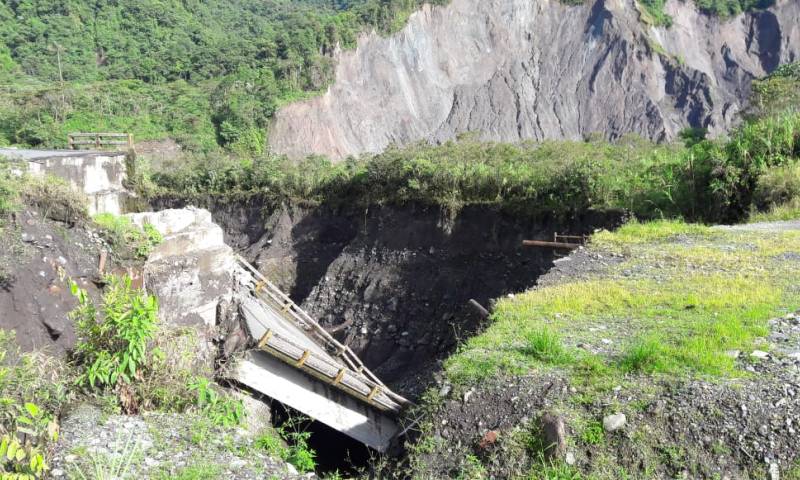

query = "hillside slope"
(269, 0), (800, 160)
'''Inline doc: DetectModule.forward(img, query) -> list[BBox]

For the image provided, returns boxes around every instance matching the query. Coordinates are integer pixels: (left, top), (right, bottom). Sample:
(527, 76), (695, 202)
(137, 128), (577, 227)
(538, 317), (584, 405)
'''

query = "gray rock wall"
(268, 0), (800, 161)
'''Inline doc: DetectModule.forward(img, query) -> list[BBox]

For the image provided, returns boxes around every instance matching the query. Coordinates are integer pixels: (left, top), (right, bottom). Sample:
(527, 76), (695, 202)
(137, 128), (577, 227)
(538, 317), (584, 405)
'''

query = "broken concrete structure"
(127, 207), (236, 328)
(0, 148), (129, 215)
(131, 207), (407, 451)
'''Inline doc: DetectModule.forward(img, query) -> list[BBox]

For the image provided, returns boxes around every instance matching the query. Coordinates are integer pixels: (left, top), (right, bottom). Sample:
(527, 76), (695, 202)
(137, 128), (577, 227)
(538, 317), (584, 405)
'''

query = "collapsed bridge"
(129, 207), (410, 453)
(233, 256), (411, 451)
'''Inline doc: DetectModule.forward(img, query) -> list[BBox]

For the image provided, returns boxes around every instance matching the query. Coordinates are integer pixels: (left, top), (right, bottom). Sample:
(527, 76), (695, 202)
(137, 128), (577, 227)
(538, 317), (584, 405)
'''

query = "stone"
(603, 413), (627, 433)
(539, 412), (567, 459)
(769, 462), (780, 480)
(463, 388), (475, 403)
(751, 350), (770, 360)
(565, 452), (576, 466)
(478, 430), (499, 450)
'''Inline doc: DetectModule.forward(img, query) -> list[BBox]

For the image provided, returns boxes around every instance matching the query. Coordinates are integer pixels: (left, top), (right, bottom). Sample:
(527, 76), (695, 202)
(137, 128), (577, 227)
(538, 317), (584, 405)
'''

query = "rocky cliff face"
(268, 0), (800, 160)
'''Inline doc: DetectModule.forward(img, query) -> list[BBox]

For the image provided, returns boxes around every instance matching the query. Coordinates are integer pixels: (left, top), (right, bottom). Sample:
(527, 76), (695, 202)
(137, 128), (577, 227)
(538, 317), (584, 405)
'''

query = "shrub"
(134, 328), (204, 413)
(20, 176), (89, 225)
(70, 276), (159, 412)
(255, 416), (317, 473)
(580, 421), (605, 445)
(0, 157), (17, 216)
(188, 378), (244, 428)
(0, 331), (66, 479)
(754, 163), (800, 208)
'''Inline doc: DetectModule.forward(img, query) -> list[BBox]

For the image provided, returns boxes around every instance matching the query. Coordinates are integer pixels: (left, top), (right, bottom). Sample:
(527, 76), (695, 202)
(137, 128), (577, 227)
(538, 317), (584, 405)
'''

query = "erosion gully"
(153, 196), (622, 474)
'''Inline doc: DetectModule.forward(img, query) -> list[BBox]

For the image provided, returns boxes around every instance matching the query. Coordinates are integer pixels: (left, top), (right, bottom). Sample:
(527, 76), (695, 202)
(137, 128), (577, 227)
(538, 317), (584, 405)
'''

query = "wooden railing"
(235, 255), (412, 412)
(68, 133), (134, 151)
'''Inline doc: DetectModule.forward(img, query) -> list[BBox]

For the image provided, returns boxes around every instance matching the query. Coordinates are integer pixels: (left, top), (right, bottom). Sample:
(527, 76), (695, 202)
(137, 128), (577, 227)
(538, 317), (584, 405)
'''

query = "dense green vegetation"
(147, 109), (800, 224)
(638, 0), (774, 26)
(0, 332), (63, 479)
(0, 0), (446, 152)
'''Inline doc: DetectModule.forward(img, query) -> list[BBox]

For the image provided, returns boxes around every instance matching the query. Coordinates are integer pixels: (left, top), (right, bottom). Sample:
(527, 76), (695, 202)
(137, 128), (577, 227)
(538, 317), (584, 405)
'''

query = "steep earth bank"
(152, 196), (623, 395)
(404, 222), (800, 479)
(0, 210), (125, 353)
(269, 0), (800, 160)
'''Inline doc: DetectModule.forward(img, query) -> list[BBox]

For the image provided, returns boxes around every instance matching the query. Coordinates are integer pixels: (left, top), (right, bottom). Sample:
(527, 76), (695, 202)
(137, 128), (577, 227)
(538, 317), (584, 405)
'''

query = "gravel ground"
(49, 404), (315, 480)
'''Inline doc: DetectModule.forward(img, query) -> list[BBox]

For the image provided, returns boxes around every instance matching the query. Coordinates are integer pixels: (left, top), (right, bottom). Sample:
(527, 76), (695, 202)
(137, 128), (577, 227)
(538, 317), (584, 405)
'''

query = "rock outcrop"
(268, 0), (800, 160)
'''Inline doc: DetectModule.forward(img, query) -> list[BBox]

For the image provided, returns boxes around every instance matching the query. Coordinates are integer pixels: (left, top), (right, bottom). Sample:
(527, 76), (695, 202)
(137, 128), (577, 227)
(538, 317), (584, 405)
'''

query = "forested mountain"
(0, 0), (444, 152)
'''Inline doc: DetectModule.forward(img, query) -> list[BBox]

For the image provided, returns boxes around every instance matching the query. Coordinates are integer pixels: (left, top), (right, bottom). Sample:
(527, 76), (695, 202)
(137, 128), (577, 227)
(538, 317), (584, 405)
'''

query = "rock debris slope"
(268, 0), (800, 160)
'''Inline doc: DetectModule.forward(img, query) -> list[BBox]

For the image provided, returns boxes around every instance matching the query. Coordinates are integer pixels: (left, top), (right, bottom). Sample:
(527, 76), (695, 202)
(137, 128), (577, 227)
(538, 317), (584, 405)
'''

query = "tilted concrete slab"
(234, 351), (400, 452)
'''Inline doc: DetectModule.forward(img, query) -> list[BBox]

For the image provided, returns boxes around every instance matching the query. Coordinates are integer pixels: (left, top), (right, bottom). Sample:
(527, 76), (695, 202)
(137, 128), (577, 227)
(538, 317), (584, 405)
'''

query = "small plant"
(523, 328), (572, 364)
(70, 434), (139, 480)
(457, 454), (486, 480)
(0, 331), (66, 479)
(580, 421), (605, 445)
(255, 416), (317, 474)
(188, 378), (244, 428)
(70, 276), (159, 412)
(0, 402), (57, 479)
(0, 157), (17, 215)
(528, 452), (583, 480)
(620, 337), (666, 373)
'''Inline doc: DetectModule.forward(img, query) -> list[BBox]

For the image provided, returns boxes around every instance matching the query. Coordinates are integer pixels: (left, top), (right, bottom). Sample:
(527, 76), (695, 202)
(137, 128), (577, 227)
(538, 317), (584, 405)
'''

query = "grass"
(523, 328), (573, 363)
(93, 213), (163, 260)
(444, 220), (800, 386)
(749, 198), (800, 222)
(154, 464), (222, 480)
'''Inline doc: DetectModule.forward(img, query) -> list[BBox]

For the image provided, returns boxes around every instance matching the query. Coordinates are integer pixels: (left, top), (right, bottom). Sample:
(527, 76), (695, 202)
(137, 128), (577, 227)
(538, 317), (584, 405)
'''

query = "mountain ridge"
(268, 0), (800, 160)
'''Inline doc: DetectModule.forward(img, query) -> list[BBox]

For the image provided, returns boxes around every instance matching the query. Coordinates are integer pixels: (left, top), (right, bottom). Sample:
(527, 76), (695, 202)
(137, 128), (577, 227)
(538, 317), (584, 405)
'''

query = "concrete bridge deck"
(232, 256), (411, 451)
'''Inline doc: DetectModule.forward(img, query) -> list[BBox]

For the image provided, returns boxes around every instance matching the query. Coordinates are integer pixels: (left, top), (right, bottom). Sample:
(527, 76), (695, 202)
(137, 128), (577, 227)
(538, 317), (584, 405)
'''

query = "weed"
(93, 214), (162, 260)
(580, 421), (605, 445)
(255, 415), (317, 474)
(749, 197), (800, 222)
(0, 330), (67, 479)
(0, 157), (18, 215)
(21, 175), (89, 225)
(527, 453), (583, 480)
(154, 463), (222, 480)
(188, 378), (244, 428)
(457, 454), (486, 480)
(522, 328), (573, 364)
(70, 435), (140, 480)
(620, 337), (667, 373)
(71, 276), (158, 392)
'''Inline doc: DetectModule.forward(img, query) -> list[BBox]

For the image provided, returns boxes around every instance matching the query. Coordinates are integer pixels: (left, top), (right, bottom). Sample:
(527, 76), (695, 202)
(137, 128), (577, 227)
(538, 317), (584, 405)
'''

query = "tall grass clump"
(523, 328), (572, 364)
(620, 337), (668, 373)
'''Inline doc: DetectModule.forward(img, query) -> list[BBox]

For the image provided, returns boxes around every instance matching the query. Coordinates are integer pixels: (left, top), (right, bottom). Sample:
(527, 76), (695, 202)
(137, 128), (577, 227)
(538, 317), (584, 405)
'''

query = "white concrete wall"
(22, 152), (128, 215)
